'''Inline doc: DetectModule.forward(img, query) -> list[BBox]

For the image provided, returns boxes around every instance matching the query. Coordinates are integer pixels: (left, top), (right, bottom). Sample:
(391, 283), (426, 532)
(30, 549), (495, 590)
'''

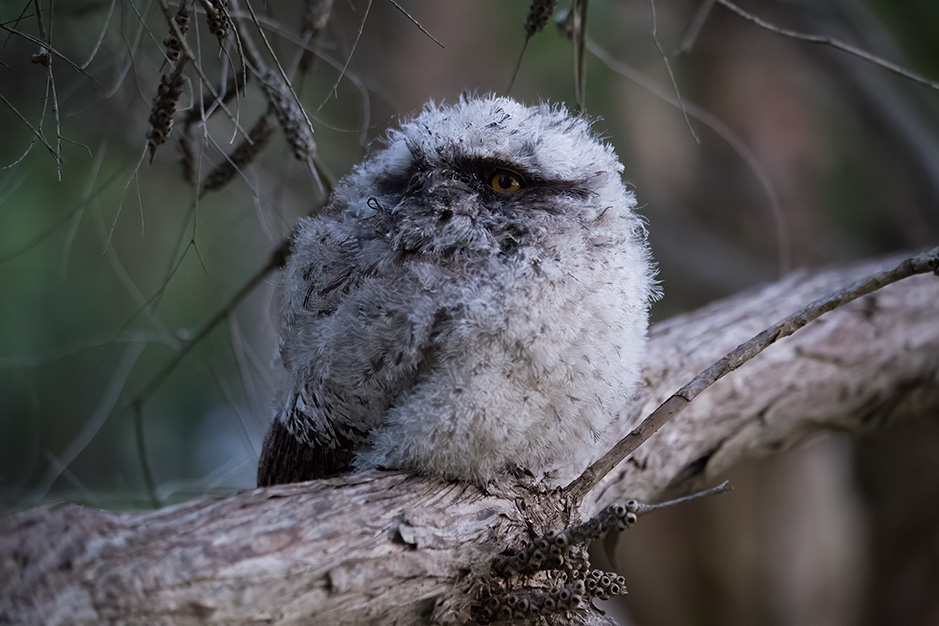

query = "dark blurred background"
(1, 1), (937, 624)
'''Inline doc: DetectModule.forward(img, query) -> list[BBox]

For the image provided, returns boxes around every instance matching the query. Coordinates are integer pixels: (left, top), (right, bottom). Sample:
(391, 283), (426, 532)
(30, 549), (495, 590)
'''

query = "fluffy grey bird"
(257, 95), (657, 487)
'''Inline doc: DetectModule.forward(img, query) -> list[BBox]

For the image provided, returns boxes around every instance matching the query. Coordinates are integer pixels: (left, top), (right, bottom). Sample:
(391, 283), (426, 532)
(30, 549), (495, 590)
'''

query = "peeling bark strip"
(2, 252), (938, 625)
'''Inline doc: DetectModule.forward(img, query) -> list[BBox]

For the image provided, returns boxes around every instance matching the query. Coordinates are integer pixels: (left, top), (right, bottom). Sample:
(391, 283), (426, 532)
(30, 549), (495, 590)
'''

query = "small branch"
(495, 481), (730, 577)
(132, 401), (160, 508)
(566, 245), (939, 499)
(319, 0), (373, 108)
(0, 90), (57, 159)
(31, 343), (147, 502)
(672, 0), (715, 55)
(716, 0), (939, 92)
(155, 0), (251, 142)
(649, 0), (699, 144)
(294, 0), (335, 76)
(507, 0), (556, 93)
(80, 0), (116, 69)
(118, 238), (290, 412)
(630, 479), (731, 516)
(587, 38), (790, 275)
(572, 0), (588, 109)
(0, 22), (96, 80)
(386, 0), (444, 48)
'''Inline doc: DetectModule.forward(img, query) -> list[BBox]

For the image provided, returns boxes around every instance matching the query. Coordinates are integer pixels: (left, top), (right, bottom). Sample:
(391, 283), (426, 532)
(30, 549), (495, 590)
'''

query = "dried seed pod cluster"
(480, 502), (639, 622)
(476, 579), (587, 623)
(524, 0), (557, 37)
(495, 529), (573, 576)
(179, 134), (196, 185)
(509, 0), (559, 90)
(477, 487), (729, 623)
(260, 70), (316, 163)
(568, 500), (640, 542)
(145, 0), (325, 186)
(201, 112), (276, 193)
(200, 0), (231, 42)
(163, 5), (191, 64)
(30, 50), (51, 66)
(575, 568), (627, 601)
(147, 72), (185, 161)
(495, 501), (639, 576)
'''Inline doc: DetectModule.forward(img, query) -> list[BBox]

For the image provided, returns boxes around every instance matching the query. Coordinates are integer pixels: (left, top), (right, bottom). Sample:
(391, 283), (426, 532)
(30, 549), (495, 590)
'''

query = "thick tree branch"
(566, 245), (939, 500)
(2, 251), (938, 625)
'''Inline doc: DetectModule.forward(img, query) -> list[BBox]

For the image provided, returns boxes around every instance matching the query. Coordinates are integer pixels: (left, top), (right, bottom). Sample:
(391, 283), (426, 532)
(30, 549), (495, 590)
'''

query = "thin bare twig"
(672, 0), (714, 55)
(507, 40), (530, 96)
(631, 480), (732, 516)
(93, 192), (177, 337)
(44, 65), (65, 181)
(0, 331), (178, 370)
(34, 0), (67, 181)
(237, 12), (372, 145)
(566, 244), (939, 499)
(508, 0), (556, 93)
(105, 147), (149, 250)
(31, 0), (47, 43)
(0, 1), (33, 59)
(716, 0), (939, 92)
(199, 109), (276, 195)
(0, 165), (129, 264)
(0, 90), (57, 158)
(294, 0), (335, 76)
(118, 238), (290, 414)
(650, 0), (699, 144)
(587, 39), (790, 275)
(32, 343), (147, 502)
(80, 0), (116, 68)
(320, 0), (373, 109)
(0, 141), (36, 170)
(386, 0), (443, 48)
(99, 0), (150, 99)
(132, 401), (160, 507)
(572, 0), (588, 108)
(183, 68), (247, 130)
(0, 22), (95, 80)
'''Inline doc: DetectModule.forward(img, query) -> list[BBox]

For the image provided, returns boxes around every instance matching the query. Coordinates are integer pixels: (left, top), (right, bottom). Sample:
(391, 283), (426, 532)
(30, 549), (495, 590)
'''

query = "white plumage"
(258, 94), (658, 487)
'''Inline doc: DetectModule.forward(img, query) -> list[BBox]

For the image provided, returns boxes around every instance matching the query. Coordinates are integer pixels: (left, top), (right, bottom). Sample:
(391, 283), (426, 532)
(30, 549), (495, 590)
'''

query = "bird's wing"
(258, 215), (449, 486)
(257, 413), (363, 486)
(258, 216), (371, 486)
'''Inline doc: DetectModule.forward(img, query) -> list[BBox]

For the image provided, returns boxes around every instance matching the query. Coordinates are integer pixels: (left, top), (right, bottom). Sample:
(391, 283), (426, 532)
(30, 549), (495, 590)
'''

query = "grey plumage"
(258, 95), (658, 487)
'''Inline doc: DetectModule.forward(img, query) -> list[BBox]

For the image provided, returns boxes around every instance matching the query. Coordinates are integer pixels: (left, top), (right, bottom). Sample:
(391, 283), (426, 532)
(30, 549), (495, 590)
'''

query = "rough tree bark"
(1, 252), (937, 626)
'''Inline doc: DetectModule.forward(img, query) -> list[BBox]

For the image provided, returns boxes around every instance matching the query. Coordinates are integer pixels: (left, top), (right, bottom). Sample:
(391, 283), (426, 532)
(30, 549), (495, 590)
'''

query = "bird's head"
(329, 95), (637, 257)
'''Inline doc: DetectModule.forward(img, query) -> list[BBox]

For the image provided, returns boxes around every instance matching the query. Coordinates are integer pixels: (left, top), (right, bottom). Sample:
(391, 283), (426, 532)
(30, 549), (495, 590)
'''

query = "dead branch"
(1, 251), (937, 625)
(714, 0), (939, 92)
(567, 245), (939, 500)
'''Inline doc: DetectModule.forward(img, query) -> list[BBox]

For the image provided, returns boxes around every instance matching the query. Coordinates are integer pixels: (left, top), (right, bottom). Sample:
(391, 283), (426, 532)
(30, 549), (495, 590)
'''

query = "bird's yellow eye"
(489, 169), (524, 193)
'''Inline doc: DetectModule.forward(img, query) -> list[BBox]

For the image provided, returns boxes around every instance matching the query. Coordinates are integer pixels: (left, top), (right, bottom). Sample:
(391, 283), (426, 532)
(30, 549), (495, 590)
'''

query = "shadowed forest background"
(1, 1), (938, 625)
